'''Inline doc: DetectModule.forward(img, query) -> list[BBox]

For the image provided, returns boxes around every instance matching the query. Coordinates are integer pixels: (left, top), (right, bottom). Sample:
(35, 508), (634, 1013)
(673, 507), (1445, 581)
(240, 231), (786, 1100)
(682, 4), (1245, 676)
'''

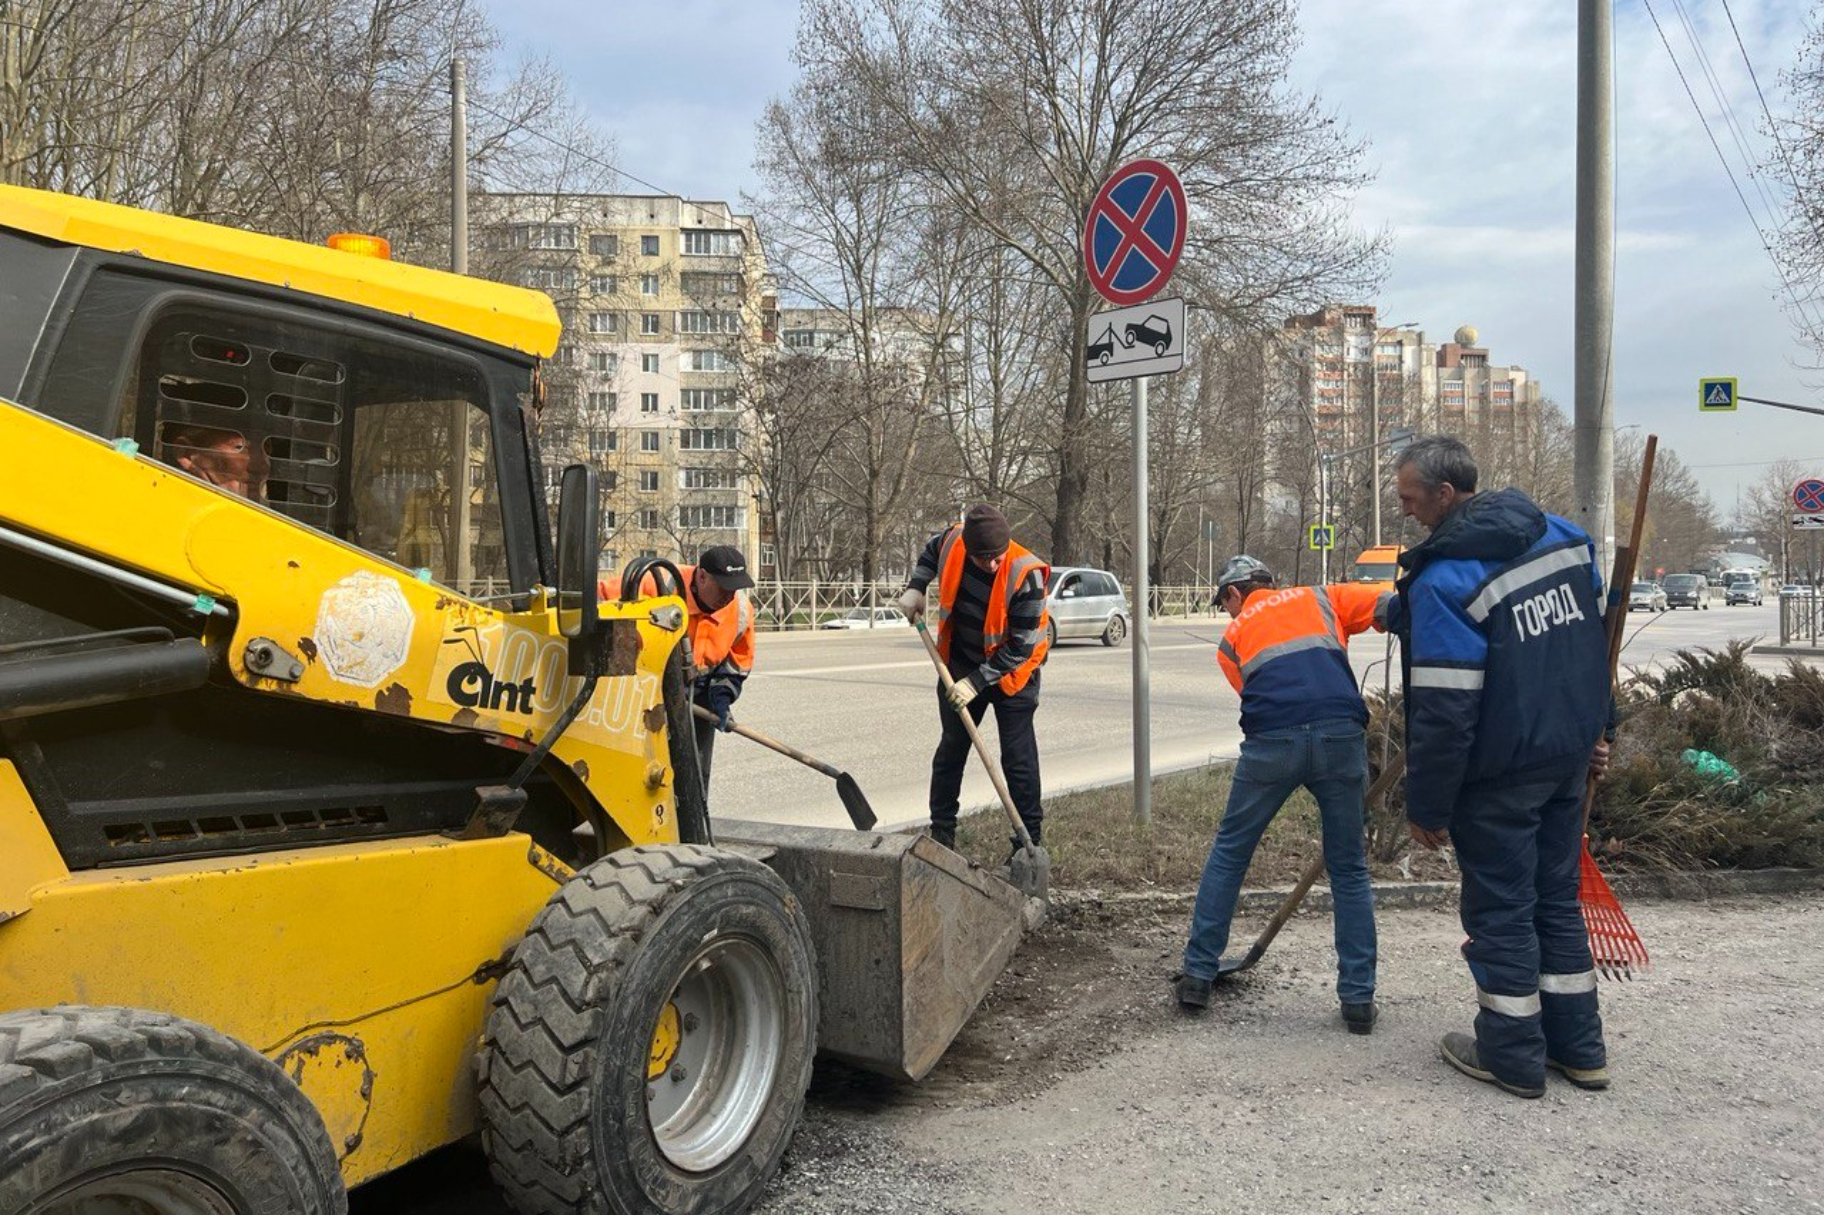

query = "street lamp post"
(1364, 320), (1416, 547)
(1318, 426), (1416, 584)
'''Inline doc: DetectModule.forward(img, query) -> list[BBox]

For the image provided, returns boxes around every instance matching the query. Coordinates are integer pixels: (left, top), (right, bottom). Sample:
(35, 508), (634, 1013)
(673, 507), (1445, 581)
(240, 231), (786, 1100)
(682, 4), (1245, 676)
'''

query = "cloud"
(1293, 0), (1820, 505)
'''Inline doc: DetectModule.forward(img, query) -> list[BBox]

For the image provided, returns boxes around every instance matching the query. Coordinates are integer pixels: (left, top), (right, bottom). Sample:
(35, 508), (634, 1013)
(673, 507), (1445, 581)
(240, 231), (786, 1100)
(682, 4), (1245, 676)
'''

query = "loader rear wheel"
(479, 845), (817, 1215)
(0, 1006), (345, 1215)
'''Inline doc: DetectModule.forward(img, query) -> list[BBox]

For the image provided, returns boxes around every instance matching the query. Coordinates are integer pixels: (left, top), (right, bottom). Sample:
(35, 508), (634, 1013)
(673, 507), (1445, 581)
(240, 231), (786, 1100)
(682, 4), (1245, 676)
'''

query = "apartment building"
(481, 193), (775, 576)
(1274, 307), (1542, 461)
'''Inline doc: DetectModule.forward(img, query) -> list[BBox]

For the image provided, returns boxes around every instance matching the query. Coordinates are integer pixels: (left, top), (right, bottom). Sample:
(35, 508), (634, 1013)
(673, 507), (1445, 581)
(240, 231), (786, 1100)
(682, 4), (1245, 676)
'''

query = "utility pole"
(1573, 0), (1615, 578)
(449, 57), (473, 589)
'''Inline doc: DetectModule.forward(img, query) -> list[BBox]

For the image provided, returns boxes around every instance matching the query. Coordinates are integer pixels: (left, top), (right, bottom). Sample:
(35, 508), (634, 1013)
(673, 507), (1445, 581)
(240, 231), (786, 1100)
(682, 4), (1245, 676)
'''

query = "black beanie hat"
(962, 504), (1011, 556)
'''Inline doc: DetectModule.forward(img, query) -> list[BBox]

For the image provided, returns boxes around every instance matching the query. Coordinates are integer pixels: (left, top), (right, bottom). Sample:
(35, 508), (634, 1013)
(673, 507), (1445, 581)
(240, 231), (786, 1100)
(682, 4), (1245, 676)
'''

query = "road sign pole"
(1132, 374), (1152, 826)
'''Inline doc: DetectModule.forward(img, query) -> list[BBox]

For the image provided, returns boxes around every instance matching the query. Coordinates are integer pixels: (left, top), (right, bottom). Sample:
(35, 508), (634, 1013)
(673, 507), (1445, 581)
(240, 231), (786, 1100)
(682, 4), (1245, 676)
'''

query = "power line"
(1670, 0), (1785, 239)
(1641, 0), (1824, 342)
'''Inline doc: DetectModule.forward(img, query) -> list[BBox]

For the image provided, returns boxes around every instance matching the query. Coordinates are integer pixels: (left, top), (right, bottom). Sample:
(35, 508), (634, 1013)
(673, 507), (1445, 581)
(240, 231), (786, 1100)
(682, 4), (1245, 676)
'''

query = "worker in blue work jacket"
(1392, 435), (1613, 1099)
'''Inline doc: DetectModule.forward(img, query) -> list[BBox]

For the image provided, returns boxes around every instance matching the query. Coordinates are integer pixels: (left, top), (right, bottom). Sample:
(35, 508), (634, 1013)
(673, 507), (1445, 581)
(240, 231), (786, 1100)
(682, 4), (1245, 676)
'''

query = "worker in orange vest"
(600, 546), (755, 781)
(898, 505), (1050, 856)
(1174, 555), (1391, 1033)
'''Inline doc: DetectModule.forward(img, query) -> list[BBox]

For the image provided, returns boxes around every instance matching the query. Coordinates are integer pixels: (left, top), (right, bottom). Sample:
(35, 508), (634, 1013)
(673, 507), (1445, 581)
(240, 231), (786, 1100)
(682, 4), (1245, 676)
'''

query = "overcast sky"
(487, 0), (1823, 513)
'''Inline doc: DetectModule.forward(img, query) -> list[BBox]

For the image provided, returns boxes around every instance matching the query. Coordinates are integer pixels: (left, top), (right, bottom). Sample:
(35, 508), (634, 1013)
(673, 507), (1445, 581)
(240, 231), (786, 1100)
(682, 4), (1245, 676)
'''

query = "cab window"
(130, 307), (510, 590)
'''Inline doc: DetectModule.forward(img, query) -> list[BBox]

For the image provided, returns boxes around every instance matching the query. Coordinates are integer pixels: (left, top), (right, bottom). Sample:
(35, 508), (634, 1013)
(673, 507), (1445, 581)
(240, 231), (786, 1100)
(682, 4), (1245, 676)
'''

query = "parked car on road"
(1661, 572), (1711, 610)
(1780, 583), (1816, 599)
(1629, 581), (1668, 613)
(1723, 570), (1764, 606)
(1045, 567), (1129, 648)
(820, 606), (911, 630)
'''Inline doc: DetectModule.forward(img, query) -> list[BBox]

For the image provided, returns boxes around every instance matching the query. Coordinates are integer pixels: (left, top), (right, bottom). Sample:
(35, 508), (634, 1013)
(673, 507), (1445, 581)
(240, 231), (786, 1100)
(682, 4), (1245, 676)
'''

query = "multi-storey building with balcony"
(479, 194), (775, 576)
(1274, 306), (1542, 461)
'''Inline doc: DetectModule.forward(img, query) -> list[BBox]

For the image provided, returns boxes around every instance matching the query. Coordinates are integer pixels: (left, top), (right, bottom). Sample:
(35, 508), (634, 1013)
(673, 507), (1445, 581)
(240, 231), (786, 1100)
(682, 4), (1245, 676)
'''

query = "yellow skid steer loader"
(0, 187), (1030, 1215)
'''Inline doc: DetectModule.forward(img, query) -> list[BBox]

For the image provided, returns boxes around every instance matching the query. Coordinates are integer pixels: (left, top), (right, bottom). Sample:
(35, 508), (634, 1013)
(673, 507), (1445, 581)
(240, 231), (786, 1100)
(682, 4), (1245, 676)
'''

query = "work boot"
(1440, 1032), (1545, 1099)
(1546, 1056), (1611, 1091)
(1341, 1001), (1378, 1036)
(929, 824), (957, 851)
(1172, 972), (1213, 1013)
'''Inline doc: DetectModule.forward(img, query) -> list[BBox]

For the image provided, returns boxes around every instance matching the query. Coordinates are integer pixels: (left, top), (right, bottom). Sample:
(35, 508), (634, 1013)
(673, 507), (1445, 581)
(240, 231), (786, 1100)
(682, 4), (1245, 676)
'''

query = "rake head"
(1579, 843), (1650, 981)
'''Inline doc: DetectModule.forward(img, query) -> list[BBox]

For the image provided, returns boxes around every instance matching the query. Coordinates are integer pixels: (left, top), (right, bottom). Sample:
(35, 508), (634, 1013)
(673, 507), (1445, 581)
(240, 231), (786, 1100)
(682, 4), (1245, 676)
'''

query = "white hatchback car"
(1045, 567), (1130, 648)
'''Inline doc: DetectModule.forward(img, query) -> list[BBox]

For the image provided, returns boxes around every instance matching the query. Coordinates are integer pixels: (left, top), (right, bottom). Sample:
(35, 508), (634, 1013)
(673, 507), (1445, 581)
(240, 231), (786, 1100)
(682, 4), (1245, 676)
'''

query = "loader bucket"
(717, 821), (1027, 1082)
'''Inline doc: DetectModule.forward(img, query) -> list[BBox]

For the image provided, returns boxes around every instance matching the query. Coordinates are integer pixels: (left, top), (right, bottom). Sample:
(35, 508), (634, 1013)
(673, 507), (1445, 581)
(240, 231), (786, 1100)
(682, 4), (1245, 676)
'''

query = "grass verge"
(954, 763), (1458, 891)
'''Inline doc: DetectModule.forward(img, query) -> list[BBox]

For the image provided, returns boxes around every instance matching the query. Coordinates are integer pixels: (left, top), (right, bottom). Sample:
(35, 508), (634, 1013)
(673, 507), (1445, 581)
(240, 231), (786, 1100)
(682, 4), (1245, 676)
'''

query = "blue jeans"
(1182, 720), (1377, 1002)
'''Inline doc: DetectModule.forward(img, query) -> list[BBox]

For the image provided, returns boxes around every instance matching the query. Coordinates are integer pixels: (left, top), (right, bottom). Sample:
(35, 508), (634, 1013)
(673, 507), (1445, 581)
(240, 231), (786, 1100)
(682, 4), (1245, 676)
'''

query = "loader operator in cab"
(160, 424), (269, 501)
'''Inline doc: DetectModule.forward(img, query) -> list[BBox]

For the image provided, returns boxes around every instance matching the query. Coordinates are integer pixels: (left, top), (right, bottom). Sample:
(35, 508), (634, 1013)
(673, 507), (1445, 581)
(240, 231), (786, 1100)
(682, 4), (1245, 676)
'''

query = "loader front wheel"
(0, 1006), (345, 1215)
(480, 845), (817, 1215)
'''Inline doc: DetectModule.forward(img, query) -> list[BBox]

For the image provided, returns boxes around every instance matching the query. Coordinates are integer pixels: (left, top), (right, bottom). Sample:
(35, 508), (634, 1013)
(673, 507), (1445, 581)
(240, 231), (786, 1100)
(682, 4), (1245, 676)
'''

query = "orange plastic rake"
(1580, 435), (1658, 979)
(1580, 841), (1649, 980)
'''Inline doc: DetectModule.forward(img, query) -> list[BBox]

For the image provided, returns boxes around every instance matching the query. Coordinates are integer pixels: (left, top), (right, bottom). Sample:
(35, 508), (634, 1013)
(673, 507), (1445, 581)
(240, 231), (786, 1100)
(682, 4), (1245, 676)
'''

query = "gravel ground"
(356, 892), (1823, 1214)
(749, 893), (1823, 1215)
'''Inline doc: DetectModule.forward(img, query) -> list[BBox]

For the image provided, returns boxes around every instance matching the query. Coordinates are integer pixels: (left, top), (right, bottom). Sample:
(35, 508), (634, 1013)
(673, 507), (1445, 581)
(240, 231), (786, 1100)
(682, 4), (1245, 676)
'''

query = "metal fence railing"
(444, 578), (1226, 631)
(746, 581), (1219, 632)
(1779, 590), (1824, 646)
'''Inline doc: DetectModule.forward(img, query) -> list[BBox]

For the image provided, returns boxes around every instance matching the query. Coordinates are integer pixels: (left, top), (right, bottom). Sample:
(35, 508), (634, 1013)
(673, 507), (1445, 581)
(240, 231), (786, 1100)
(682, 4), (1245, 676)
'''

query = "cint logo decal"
(444, 628), (537, 714)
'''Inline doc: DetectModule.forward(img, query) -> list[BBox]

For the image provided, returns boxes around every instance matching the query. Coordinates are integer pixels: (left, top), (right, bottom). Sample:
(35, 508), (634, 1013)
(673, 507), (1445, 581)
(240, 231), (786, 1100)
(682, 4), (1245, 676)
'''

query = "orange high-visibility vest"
(598, 565), (754, 677)
(931, 526), (1050, 695)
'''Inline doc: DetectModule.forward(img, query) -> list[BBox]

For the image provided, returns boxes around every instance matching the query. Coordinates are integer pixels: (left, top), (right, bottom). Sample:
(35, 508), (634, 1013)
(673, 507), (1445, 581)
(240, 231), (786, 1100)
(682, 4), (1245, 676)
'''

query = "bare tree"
(1771, 5), (1824, 360)
(1737, 458), (1808, 582)
(794, 0), (1384, 564)
(753, 59), (971, 583)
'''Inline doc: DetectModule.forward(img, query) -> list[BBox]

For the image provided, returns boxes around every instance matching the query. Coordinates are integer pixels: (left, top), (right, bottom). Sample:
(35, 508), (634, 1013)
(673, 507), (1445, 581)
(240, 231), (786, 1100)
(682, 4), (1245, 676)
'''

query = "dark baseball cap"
(698, 545), (755, 590)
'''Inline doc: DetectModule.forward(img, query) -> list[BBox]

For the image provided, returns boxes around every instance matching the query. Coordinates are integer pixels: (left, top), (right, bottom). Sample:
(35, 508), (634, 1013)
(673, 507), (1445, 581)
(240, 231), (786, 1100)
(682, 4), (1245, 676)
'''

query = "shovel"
(1216, 750), (1406, 976)
(691, 704), (877, 830)
(912, 619), (1049, 902)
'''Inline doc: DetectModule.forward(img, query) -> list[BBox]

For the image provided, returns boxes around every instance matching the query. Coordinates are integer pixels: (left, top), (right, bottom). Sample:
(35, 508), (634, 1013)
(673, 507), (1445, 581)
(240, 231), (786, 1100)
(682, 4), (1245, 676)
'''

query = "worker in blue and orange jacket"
(600, 545), (754, 781)
(1174, 556), (1392, 1034)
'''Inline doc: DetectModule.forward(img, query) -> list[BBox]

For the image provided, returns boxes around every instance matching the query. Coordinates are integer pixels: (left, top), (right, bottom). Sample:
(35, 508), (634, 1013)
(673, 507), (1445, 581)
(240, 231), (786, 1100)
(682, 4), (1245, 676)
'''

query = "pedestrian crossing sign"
(1699, 377), (1737, 412)
(1309, 524), (1334, 551)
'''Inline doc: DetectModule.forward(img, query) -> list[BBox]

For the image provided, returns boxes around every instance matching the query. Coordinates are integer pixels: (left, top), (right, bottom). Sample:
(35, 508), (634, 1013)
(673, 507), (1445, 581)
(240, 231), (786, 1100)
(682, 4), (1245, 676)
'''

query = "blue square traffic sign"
(1699, 377), (1737, 412)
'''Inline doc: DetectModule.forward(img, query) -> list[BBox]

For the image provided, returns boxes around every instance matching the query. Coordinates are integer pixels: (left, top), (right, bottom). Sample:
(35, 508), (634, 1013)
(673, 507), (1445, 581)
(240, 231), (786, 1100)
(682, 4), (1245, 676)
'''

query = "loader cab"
(0, 224), (551, 601)
(0, 189), (593, 871)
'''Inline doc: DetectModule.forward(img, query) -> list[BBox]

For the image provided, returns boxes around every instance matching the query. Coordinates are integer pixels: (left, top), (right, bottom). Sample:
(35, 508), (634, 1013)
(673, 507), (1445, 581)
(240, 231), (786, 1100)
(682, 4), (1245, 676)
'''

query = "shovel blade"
(835, 771), (877, 831)
(1214, 947), (1261, 977)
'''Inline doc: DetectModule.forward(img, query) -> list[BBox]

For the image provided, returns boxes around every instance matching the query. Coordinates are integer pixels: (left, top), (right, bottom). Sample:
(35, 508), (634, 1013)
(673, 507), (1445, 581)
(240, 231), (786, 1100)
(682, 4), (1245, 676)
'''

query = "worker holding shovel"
(898, 505), (1050, 859)
(1173, 557), (1393, 1032)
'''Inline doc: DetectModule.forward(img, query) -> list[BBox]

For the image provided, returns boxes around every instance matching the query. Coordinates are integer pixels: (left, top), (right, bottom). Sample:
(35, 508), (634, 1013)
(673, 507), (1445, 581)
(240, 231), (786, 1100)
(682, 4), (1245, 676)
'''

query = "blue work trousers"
(1182, 720), (1377, 1003)
(1451, 769), (1607, 1088)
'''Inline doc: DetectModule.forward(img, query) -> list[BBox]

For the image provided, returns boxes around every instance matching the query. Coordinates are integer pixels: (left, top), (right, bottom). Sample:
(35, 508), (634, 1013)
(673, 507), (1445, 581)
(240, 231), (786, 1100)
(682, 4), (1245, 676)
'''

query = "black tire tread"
(0, 1005), (344, 1213)
(478, 845), (801, 1215)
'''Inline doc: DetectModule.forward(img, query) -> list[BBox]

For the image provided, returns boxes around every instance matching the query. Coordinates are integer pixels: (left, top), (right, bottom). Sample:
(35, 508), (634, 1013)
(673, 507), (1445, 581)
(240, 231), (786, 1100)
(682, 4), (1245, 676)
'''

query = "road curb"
(1749, 643), (1824, 660)
(1055, 866), (1824, 915)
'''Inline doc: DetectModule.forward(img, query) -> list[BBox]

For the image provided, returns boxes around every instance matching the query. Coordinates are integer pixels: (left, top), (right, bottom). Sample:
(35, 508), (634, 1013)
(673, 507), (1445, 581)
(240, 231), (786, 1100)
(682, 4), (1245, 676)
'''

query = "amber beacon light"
(326, 231), (391, 260)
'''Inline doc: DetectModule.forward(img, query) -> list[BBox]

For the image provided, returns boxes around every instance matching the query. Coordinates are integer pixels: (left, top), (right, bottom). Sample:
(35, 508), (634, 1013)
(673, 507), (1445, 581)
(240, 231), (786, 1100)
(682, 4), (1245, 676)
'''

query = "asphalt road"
(707, 601), (1801, 832)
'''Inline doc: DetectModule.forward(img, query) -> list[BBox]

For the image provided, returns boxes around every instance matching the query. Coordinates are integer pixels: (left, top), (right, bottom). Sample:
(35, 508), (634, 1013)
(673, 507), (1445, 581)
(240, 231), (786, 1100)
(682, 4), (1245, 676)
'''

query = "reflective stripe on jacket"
(1216, 583), (1391, 735)
(930, 526), (1050, 695)
(1394, 491), (1609, 830)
